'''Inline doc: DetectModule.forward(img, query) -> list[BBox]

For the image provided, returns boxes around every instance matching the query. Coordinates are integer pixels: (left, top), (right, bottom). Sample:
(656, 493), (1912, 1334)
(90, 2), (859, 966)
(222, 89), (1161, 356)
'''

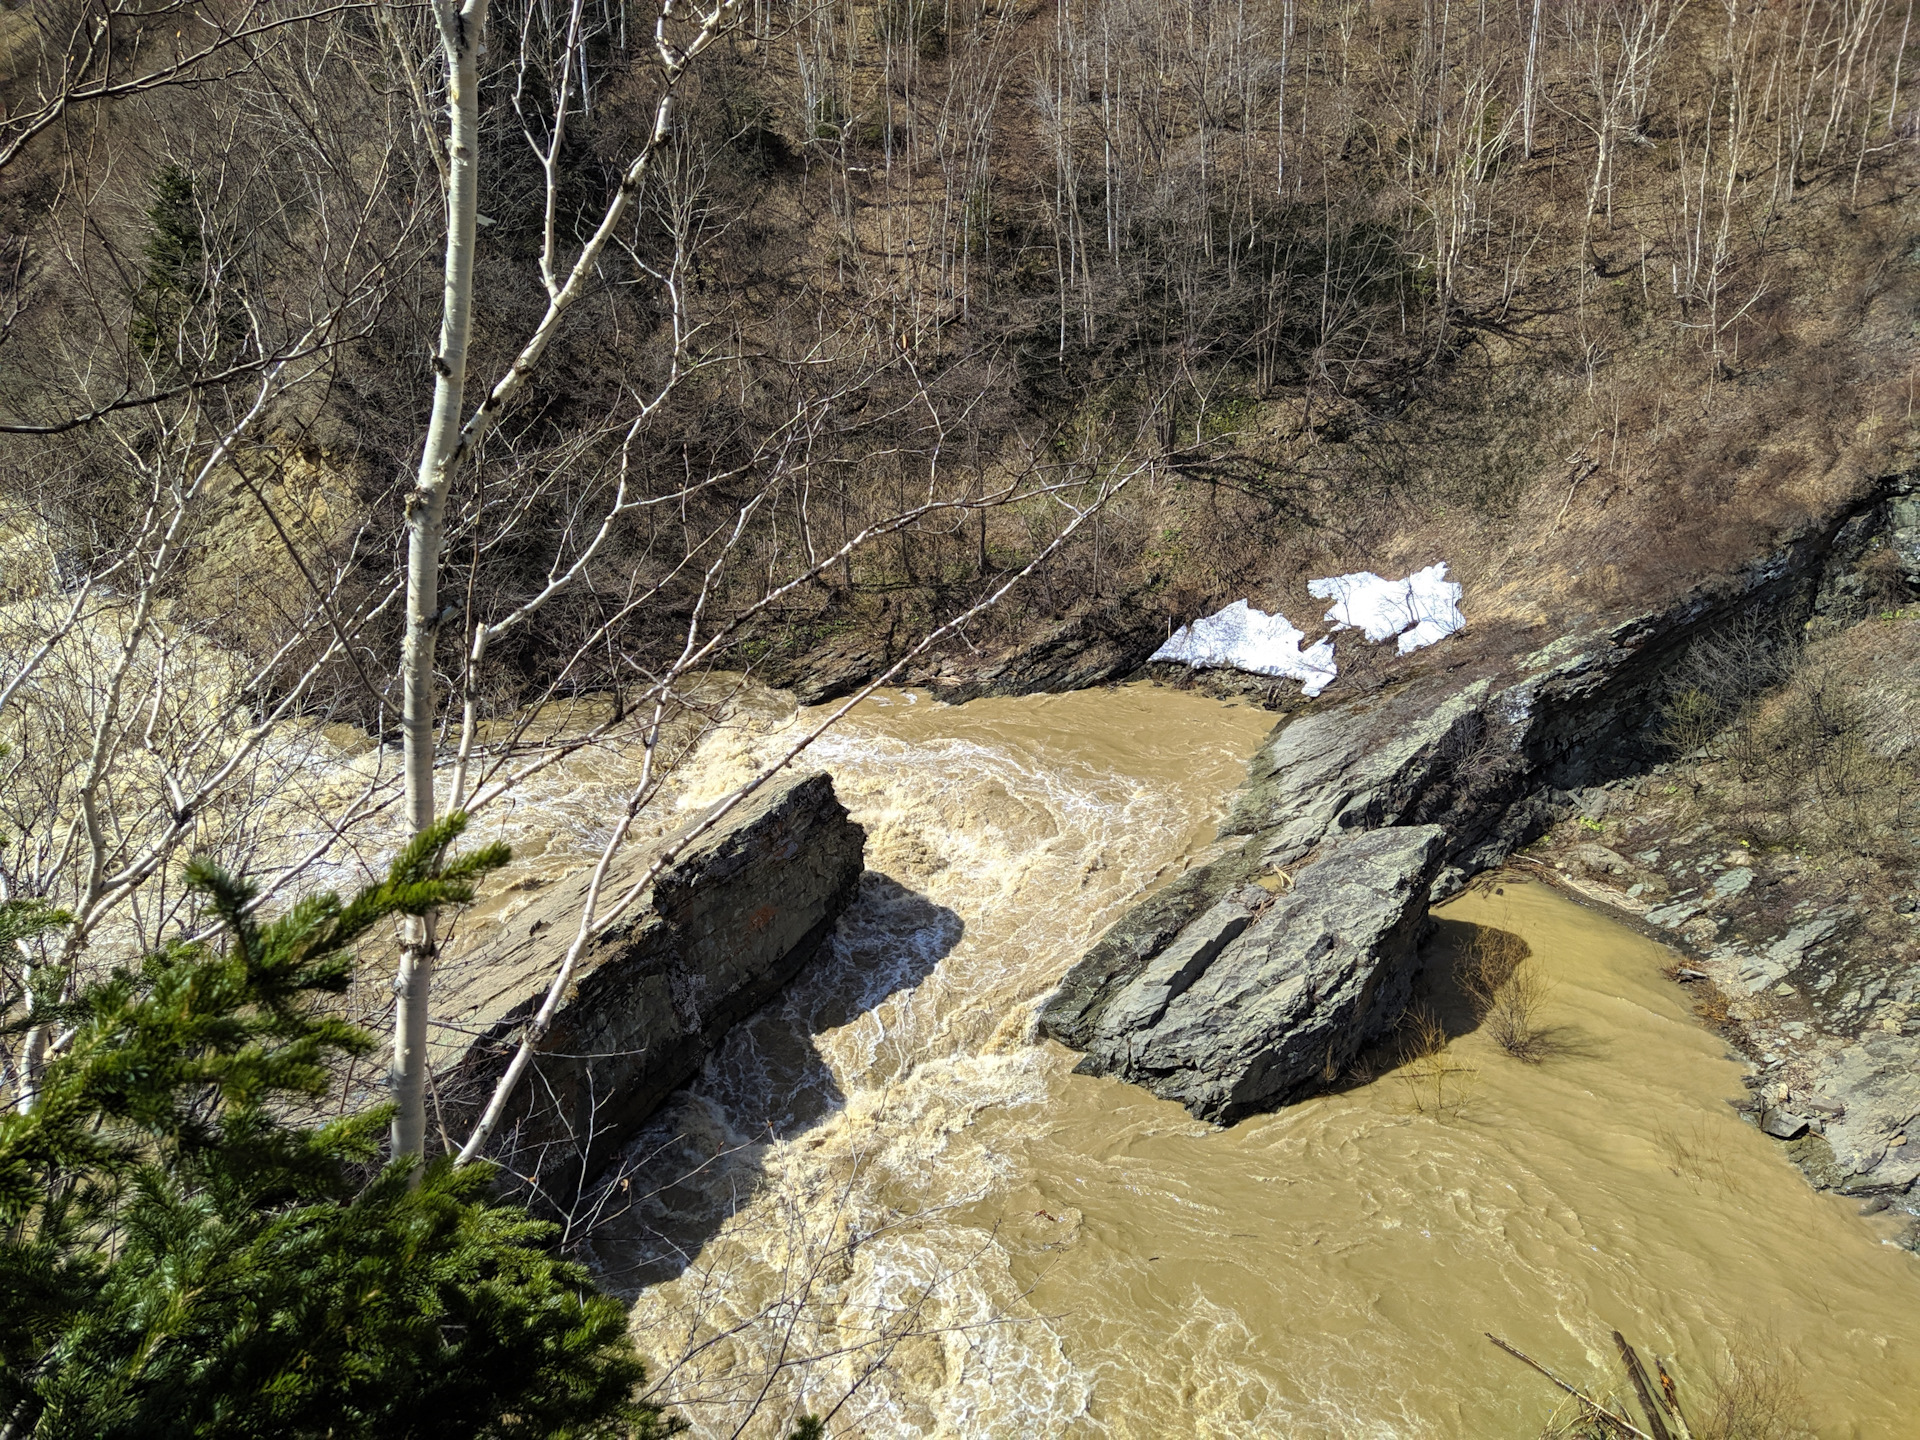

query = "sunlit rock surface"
(1041, 825), (1445, 1123)
(438, 770), (865, 1192)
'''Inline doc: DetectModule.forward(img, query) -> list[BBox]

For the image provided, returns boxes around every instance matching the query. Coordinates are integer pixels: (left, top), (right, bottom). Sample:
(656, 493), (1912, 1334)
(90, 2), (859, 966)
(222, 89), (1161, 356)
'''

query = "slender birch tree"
(390, 0), (752, 1160)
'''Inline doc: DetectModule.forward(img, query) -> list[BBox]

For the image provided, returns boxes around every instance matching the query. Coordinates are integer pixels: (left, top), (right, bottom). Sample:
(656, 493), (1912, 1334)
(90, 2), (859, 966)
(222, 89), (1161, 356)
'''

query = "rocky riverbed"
(1526, 767), (1920, 1210)
(1035, 471), (1920, 1230)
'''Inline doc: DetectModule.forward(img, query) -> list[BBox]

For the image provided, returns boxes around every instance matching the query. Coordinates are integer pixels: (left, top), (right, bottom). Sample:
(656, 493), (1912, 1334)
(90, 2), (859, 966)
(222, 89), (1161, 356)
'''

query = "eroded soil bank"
(568, 684), (1920, 1437)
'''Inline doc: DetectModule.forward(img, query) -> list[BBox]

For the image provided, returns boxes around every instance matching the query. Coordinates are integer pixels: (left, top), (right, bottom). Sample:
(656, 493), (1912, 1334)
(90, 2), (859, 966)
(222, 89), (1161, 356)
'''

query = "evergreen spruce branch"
(0, 830), (668, 1438)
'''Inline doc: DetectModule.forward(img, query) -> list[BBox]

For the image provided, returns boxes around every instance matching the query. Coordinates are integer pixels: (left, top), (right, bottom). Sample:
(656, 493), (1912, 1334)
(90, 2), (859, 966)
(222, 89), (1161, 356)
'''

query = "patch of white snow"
(1150, 600), (1338, 698)
(1307, 562), (1464, 655)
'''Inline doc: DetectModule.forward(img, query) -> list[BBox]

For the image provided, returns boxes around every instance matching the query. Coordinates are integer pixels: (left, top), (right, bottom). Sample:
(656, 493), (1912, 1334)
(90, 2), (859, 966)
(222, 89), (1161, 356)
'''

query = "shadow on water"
(1413, 917), (1491, 1039)
(1416, 914), (1602, 1061)
(583, 870), (963, 1295)
(1334, 915), (1600, 1095)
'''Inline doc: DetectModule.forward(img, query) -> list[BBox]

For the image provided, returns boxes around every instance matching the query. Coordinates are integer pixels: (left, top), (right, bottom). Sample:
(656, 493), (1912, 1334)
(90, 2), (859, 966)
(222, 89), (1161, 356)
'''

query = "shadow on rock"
(575, 870), (962, 1295)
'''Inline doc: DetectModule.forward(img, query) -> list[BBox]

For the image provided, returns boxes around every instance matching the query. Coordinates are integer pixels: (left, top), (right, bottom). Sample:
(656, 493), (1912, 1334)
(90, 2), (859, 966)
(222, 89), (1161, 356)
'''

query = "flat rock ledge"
(436, 770), (865, 1194)
(1040, 825), (1446, 1124)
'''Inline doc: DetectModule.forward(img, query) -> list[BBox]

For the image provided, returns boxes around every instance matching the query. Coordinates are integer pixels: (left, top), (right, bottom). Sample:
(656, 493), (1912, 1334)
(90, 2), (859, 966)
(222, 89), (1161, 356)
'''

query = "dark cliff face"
(1040, 476), (1914, 1125)
(436, 771), (865, 1200)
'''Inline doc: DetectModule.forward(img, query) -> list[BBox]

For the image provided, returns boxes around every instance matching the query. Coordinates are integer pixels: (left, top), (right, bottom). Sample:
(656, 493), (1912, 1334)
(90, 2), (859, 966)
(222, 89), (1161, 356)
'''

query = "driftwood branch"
(1485, 1333), (1652, 1440)
(1612, 1331), (1675, 1440)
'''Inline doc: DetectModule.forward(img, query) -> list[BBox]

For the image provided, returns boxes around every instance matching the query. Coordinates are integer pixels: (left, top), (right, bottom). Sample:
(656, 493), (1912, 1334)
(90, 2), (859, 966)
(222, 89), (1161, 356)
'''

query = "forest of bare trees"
(0, 0), (1916, 1427)
(2, 0), (1913, 1190)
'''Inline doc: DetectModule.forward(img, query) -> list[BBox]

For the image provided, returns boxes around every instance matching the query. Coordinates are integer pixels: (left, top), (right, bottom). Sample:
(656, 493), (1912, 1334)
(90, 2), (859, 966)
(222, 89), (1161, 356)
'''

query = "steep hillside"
(5, 1), (1917, 712)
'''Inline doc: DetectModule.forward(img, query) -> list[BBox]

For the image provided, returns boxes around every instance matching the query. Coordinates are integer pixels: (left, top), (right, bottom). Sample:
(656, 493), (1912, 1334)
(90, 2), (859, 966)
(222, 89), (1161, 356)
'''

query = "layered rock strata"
(435, 771), (864, 1195)
(1042, 826), (1445, 1122)
(1044, 477), (1915, 1127)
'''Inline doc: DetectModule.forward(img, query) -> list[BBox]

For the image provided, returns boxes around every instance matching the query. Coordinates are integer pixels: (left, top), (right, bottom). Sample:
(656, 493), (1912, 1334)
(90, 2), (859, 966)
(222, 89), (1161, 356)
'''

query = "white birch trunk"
(1523, 0), (1541, 156)
(15, 1022), (45, 1116)
(393, 0), (489, 1165)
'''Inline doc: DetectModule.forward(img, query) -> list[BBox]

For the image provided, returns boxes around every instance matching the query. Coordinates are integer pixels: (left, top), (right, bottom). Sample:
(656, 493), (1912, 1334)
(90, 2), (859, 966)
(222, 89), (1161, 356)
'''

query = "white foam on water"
(616, 1044), (1087, 1437)
(598, 693), (1246, 1437)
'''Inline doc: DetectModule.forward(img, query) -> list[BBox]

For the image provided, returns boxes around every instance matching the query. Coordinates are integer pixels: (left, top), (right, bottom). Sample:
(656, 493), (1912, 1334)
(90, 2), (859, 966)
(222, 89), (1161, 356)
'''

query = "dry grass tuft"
(1692, 982), (1735, 1029)
(1396, 1006), (1477, 1118)
(1459, 925), (1556, 1062)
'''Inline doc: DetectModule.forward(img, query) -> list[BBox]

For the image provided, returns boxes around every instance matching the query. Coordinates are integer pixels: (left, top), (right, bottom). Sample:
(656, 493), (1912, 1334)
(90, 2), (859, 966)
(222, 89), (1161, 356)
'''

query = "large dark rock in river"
(436, 771), (865, 1194)
(1041, 825), (1445, 1123)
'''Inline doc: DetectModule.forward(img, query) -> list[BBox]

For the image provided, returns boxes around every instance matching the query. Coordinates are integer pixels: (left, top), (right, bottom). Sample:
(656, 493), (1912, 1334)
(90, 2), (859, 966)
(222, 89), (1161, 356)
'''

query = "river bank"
(538, 683), (1920, 1437)
(1016, 475), (1919, 1225)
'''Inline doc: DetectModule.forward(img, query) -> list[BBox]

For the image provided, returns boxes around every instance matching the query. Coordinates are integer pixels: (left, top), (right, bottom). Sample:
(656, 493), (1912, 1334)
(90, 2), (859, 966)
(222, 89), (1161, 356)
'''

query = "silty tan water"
(555, 682), (1920, 1438)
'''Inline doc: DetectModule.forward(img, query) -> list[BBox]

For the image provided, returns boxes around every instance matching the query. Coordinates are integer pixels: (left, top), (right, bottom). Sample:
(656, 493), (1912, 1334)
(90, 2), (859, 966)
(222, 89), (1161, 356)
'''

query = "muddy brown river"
(538, 683), (1920, 1437)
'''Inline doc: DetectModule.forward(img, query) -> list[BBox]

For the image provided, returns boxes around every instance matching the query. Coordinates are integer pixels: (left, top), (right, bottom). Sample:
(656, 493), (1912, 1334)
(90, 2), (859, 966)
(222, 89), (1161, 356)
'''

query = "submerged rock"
(1040, 825), (1446, 1124)
(437, 771), (865, 1194)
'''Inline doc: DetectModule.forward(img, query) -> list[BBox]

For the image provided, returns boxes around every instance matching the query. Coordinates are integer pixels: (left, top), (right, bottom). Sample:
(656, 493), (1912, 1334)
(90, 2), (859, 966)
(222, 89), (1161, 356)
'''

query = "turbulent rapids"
(451, 683), (1920, 1437)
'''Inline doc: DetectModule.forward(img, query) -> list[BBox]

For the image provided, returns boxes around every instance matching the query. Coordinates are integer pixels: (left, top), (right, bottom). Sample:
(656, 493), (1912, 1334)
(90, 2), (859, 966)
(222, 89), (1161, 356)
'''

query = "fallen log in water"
(1612, 1331), (1676, 1440)
(1489, 1330), (1699, 1440)
(1485, 1333), (1651, 1439)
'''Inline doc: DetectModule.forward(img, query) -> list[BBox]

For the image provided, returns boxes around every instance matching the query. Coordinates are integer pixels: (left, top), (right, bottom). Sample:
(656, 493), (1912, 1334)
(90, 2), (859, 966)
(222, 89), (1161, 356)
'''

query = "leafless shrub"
(1460, 923), (1532, 994)
(1690, 1339), (1816, 1440)
(1656, 607), (1920, 867)
(1659, 616), (1800, 754)
(1691, 629), (1920, 866)
(1484, 962), (1555, 1062)
(1420, 704), (1526, 818)
(1660, 684), (1727, 758)
(1396, 1005), (1477, 1117)
(1654, 1115), (1740, 1193)
(1458, 925), (1554, 1062)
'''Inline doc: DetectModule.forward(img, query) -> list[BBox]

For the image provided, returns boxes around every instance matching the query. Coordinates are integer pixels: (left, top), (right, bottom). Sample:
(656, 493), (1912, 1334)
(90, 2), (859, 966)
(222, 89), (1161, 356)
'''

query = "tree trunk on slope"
(393, 0), (488, 1166)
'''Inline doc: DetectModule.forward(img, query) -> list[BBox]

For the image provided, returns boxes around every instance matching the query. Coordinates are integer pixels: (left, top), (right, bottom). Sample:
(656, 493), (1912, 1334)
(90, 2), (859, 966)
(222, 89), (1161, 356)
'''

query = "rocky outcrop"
(772, 600), (1167, 707)
(1042, 475), (1915, 1125)
(1810, 482), (1920, 631)
(926, 602), (1168, 705)
(435, 771), (865, 1195)
(1816, 1036), (1920, 1191)
(1041, 826), (1445, 1123)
